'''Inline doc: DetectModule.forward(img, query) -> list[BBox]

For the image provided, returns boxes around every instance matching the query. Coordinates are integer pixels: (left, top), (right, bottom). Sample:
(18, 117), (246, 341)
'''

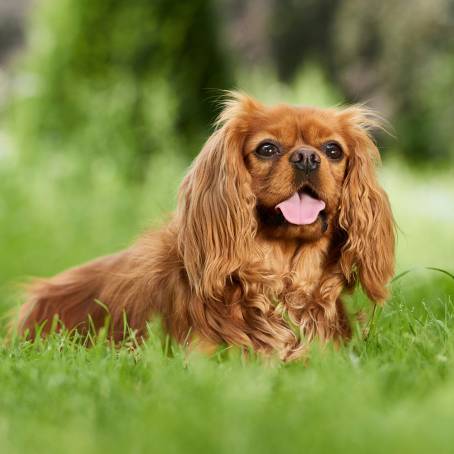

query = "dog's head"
(177, 92), (395, 304)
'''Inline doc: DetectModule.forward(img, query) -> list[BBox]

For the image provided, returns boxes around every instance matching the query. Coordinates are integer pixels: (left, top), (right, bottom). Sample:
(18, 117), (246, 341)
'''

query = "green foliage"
(7, 0), (232, 176)
(269, 0), (454, 163)
(333, 0), (454, 163)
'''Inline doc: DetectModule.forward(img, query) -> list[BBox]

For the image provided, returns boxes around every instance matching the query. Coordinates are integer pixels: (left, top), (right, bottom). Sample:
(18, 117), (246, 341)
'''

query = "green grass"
(1, 283), (454, 454)
(1, 121), (454, 453)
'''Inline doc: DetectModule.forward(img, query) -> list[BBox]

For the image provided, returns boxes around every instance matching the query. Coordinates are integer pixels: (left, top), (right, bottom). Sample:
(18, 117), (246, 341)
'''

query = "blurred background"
(0, 0), (453, 316)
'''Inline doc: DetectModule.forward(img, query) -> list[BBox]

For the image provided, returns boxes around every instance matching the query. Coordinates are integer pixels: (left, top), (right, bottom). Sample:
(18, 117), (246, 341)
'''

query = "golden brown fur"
(16, 92), (395, 360)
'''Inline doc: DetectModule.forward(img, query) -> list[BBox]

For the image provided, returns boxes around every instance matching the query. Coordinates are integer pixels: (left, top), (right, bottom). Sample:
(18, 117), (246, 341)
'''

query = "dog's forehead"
(259, 105), (342, 144)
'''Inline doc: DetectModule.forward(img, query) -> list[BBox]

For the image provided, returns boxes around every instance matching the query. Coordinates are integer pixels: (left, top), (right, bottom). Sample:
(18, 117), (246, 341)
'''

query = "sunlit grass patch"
(1, 271), (454, 454)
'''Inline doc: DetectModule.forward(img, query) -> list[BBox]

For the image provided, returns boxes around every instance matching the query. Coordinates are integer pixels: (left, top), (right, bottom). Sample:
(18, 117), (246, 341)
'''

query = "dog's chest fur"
(259, 236), (329, 296)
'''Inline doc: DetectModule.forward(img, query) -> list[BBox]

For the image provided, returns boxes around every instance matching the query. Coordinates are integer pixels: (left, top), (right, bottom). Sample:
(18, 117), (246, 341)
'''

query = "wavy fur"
(15, 93), (395, 360)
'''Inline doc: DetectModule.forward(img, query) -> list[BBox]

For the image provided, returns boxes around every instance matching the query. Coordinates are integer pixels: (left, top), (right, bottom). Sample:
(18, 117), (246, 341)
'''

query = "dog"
(16, 92), (395, 360)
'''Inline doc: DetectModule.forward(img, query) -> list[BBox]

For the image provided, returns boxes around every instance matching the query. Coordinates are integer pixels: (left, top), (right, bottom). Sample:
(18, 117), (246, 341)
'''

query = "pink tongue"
(276, 193), (325, 225)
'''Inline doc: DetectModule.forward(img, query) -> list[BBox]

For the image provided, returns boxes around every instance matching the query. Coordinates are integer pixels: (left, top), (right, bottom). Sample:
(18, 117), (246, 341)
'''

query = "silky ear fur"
(338, 107), (395, 303)
(175, 92), (263, 300)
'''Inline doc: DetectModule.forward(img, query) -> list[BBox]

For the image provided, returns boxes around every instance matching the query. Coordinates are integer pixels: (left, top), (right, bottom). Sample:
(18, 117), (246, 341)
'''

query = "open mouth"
(275, 184), (326, 226)
(298, 184), (320, 199)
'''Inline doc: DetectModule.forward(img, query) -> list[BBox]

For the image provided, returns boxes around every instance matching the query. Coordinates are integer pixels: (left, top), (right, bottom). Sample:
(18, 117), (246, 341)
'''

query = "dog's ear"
(176, 92), (262, 300)
(338, 107), (395, 304)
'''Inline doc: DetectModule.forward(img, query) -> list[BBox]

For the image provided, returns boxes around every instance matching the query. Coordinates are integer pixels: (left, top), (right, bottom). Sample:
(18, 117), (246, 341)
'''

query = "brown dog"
(17, 92), (395, 360)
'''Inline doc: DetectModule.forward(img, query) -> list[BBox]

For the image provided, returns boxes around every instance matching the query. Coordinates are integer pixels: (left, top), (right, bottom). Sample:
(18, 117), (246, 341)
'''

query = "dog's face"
(243, 105), (350, 241)
(178, 92), (395, 305)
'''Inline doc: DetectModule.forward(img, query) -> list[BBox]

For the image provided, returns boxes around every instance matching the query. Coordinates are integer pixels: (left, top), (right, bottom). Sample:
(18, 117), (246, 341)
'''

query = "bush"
(7, 0), (232, 177)
(269, 0), (454, 163)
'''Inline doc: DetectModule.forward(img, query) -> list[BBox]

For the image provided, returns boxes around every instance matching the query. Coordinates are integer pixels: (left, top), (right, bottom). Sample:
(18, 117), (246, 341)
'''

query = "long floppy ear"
(176, 92), (262, 300)
(338, 107), (395, 304)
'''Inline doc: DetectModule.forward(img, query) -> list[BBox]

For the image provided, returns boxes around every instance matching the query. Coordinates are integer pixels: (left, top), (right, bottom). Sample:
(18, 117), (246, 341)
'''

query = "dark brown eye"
(255, 142), (279, 159)
(323, 142), (343, 160)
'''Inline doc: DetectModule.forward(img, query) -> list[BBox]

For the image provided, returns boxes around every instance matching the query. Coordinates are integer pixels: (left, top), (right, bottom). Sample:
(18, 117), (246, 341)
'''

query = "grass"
(0, 153), (453, 454)
(1, 72), (454, 452)
(1, 283), (454, 454)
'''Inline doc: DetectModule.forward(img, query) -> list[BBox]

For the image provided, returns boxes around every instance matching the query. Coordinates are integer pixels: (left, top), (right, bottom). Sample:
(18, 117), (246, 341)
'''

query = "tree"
(9, 0), (232, 176)
(268, 0), (454, 162)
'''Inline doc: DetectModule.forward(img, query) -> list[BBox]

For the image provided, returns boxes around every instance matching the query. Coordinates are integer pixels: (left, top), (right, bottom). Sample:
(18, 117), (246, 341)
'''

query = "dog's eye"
(323, 142), (343, 160)
(255, 142), (279, 159)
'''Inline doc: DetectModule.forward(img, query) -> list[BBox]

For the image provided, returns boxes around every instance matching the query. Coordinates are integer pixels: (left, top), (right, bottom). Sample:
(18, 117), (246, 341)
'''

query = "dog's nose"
(289, 148), (320, 174)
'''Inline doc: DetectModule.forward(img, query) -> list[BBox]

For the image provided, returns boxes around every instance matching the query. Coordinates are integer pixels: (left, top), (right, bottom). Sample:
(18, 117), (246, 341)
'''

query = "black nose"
(289, 148), (321, 174)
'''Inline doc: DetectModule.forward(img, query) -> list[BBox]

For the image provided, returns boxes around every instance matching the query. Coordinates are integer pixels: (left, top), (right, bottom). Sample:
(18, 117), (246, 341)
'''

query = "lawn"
(0, 133), (453, 453)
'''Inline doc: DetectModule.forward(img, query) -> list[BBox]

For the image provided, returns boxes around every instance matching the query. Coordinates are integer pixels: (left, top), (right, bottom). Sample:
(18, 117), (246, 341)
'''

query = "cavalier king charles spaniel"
(17, 92), (395, 360)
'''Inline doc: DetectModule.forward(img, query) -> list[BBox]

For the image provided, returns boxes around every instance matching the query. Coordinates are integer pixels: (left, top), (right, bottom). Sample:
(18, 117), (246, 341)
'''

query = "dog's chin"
(256, 204), (329, 241)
